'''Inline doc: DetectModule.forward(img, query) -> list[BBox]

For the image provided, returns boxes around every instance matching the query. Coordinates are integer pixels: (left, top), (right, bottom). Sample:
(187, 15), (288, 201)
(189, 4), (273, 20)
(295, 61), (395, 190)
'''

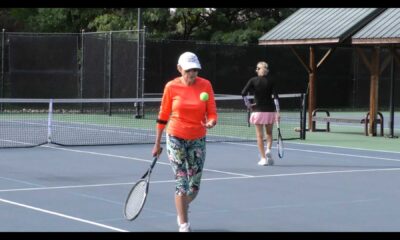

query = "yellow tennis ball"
(200, 92), (209, 101)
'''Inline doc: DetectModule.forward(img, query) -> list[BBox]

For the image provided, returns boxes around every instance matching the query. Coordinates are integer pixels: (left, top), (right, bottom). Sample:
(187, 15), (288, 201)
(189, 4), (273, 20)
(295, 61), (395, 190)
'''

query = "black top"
(241, 75), (279, 112)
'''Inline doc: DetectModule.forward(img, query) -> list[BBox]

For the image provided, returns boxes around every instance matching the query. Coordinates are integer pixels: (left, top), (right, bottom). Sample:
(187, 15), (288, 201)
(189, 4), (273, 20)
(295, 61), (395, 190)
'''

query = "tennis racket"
(276, 121), (284, 158)
(123, 148), (163, 221)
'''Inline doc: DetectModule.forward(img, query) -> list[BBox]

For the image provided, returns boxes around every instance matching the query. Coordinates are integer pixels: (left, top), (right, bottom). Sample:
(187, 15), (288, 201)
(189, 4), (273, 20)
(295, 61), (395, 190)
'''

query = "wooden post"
(309, 46), (317, 131)
(369, 47), (380, 136)
(290, 46), (333, 133)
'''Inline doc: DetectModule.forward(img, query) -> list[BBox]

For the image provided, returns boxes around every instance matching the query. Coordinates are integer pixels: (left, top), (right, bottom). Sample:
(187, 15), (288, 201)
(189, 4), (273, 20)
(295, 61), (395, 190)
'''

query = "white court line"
(1, 140), (399, 194)
(0, 197), (128, 232)
(2, 140), (398, 230)
(0, 181), (155, 192)
(197, 198), (381, 215)
(43, 145), (252, 177)
(224, 142), (400, 162)
(2, 167), (400, 193)
(288, 141), (400, 154)
(200, 167), (400, 181)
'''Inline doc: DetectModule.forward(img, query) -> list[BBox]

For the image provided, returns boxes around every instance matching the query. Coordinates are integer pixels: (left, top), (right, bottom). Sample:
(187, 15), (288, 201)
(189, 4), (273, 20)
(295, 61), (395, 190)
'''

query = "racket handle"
(153, 147), (163, 157)
(157, 147), (163, 156)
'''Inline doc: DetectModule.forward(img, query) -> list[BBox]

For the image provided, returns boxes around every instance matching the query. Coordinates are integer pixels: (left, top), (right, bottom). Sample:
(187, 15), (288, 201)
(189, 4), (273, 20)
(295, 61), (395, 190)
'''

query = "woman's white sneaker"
(179, 222), (191, 232)
(258, 158), (268, 166)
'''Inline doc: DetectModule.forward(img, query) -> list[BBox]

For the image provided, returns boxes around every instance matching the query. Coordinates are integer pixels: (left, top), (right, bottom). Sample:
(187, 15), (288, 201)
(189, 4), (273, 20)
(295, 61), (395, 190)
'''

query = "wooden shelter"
(352, 8), (400, 137)
(258, 8), (386, 136)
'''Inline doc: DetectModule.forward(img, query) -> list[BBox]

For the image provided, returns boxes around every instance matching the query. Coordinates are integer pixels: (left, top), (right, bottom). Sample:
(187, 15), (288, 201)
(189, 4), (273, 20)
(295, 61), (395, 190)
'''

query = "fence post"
(80, 29), (85, 99)
(1, 29), (5, 111)
(135, 27), (143, 118)
(140, 26), (146, 117)
(108, 31), (113, 116)
(79, 29), (85, 113)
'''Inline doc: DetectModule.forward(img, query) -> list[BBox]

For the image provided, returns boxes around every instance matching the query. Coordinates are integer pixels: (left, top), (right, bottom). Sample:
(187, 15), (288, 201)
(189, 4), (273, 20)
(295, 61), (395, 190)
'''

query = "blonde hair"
(257, 61), (268, 70)
(256, 61), (269, 76)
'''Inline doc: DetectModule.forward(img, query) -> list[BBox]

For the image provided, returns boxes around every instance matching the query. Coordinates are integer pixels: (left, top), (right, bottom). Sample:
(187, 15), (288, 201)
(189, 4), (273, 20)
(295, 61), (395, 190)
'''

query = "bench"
(311, 109), (384, 136)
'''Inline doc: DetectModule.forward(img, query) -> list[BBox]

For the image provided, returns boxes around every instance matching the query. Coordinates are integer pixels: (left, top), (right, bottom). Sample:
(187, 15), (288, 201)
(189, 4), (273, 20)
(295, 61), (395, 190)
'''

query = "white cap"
(178, 52), (201, 70)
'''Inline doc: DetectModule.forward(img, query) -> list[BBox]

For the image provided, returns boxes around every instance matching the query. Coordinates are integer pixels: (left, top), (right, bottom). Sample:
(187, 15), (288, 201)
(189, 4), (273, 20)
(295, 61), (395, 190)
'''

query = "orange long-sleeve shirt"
(156, 77), (218, 140)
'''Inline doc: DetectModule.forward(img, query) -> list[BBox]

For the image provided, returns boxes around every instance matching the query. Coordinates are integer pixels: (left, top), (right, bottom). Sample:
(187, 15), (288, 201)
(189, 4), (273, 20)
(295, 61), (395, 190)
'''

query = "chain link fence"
(0, 30), (399, 111)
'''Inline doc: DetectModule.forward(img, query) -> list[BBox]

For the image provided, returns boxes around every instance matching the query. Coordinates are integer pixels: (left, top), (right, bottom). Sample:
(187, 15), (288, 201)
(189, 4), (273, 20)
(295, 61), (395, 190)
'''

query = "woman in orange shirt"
(152, 52), (217, 232)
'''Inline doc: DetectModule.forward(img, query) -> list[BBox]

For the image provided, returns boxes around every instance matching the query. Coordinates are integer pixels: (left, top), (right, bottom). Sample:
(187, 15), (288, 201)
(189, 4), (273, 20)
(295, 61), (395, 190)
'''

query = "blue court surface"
(1, 141), (400, 232)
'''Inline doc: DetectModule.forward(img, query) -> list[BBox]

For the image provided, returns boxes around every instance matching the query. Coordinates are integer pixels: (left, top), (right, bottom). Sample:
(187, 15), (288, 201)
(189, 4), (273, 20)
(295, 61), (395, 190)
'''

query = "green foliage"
(31, 8), (70, 32)
(8, 8), (106, 32)
(211, 29), (263, 45)
(88, 13), (133, 31)
(2, 8), (297, 44)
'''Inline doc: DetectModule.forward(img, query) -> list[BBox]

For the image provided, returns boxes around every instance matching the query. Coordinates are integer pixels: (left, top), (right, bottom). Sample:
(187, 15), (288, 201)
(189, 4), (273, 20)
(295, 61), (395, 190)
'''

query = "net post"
(300, 93), (307, 140)
(47, 99), (53, 144)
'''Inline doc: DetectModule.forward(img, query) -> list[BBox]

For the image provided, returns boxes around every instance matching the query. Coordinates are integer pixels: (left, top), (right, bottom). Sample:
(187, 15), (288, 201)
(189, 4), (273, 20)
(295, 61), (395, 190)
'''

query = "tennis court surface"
(1, 137), (400, 232)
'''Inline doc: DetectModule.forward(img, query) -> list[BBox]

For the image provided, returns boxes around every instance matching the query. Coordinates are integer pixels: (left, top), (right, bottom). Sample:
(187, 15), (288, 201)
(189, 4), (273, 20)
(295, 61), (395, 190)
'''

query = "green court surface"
(295, 128), (400, 152)
(303, 110), (400, 152)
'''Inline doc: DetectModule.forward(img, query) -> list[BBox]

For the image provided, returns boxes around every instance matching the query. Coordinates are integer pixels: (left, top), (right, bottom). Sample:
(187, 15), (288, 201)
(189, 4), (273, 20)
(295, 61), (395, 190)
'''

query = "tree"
(207, 8), (297, 44)
(7, 8), (106, 32)
(87, 8), (138, 31)
(2, 8), (297, 44)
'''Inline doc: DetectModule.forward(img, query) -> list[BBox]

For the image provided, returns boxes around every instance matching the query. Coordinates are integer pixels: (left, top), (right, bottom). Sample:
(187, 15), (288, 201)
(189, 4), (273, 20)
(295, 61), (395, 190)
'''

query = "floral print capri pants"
(166, 134), (206, 196)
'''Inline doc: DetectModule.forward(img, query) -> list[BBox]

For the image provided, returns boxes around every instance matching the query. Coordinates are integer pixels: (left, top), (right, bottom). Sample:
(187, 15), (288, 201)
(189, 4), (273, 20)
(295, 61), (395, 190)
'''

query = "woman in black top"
(241, 61), (280, 166)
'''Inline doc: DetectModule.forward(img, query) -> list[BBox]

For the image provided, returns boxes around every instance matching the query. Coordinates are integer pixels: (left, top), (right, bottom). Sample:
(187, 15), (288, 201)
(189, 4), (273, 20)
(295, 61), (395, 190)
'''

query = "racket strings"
(124, 180), (147, 219)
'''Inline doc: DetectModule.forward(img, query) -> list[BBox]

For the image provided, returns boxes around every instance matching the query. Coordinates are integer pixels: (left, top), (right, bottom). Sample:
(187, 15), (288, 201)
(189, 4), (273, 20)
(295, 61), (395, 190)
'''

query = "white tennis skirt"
(250, 112), (276, 125)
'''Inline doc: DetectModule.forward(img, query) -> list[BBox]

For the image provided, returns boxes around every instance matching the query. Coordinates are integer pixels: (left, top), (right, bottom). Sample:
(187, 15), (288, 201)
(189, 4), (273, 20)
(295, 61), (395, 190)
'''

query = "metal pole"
(108, 31), (112, 99)
(76, 33), (79, 99)
(135, 8), (143, 118)
(102, 32), (107, 112)
(80, 29), (84, 113)
(140, 26), (146, 117)
(108, 31), (113, 116)
(47, 99), (53, 144)
(138, 8), (142, 99)
(80, 29), (84, 99)
(1, 29), (5, 111)
(301, 93), (307, 140)
(387, 47), (398, 138)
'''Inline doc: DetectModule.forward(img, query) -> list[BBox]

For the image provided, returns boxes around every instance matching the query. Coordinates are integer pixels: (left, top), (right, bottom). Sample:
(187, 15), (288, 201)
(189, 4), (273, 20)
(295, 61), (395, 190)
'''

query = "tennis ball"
(200, 92), (209, 101)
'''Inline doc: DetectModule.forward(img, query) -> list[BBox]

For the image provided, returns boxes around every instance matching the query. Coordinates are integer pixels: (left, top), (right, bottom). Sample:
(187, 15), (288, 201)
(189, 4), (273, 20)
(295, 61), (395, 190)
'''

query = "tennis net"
(0, 94), (305, 148)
